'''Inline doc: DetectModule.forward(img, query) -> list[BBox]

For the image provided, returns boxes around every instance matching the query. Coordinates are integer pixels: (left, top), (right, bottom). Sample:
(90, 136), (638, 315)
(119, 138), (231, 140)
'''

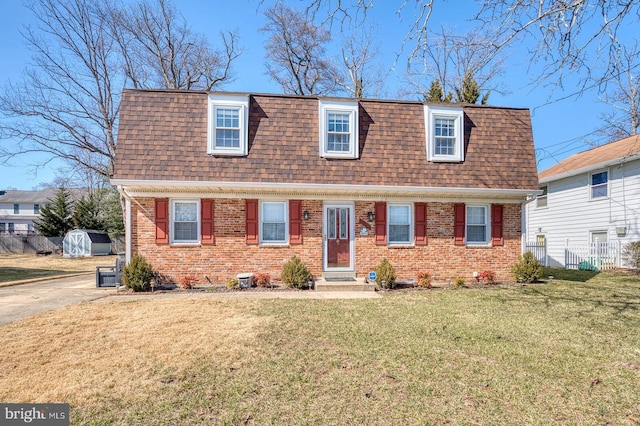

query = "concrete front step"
(314, 276), (376, 292)
(321, 271), (357, 280)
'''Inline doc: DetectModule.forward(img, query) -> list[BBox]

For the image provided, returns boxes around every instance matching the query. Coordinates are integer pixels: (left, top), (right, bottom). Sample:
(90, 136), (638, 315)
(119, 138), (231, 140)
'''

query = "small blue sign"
(368, 271), (377, 282)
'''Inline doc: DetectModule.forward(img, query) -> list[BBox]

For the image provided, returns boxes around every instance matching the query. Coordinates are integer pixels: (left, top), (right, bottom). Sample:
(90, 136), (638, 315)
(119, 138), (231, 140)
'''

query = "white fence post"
(563, 239), (620, 271)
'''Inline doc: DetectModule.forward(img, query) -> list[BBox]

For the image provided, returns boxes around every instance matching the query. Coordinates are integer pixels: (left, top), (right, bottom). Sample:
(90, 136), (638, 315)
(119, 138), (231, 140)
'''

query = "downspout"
(521, 199), (527, 255)
(116, 185), (132, 263)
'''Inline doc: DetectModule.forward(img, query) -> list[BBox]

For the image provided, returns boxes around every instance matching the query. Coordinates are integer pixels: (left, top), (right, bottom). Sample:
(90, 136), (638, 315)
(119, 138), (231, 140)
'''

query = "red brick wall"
(130, 197), (522, 285)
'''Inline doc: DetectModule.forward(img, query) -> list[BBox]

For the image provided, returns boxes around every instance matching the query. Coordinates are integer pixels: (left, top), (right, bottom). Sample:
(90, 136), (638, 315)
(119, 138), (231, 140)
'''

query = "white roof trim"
(112, 179), (537, 202)
(540, 151), (640, 184)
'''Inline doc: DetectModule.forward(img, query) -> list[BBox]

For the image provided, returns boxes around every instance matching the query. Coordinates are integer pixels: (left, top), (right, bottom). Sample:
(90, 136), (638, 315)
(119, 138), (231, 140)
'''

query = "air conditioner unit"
(616, 226), (627, 237)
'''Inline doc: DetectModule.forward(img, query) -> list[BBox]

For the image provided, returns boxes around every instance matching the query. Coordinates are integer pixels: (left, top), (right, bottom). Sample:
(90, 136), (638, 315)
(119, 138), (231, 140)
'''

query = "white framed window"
(591, 230), (609, 256)
(13, 204), (19, 214)
(260, 201), (288, 244)
(0, 223), (5, 233)
(319, 100), (359, 159)
(207, 94), (249, 156)
(590, 230), (608, 244)
(34, 204), (40, 214)
(425, 105), (464, 162)
(170, 200), (200, 244)
(590, 170), (608, 199)
(537, 185), (548, 208)
(466, 205), (489, 245)
(388, 204), (413, 245)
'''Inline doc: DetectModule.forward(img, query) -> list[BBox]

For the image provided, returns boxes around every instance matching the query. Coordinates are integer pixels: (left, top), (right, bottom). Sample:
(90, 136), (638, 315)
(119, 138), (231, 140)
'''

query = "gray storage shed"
(63, 229), (112, 257)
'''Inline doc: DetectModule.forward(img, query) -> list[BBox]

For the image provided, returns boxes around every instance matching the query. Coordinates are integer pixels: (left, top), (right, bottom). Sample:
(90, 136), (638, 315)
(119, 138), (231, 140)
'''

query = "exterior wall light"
(303, 210), (310, 221)
(368, 212), (374, 221)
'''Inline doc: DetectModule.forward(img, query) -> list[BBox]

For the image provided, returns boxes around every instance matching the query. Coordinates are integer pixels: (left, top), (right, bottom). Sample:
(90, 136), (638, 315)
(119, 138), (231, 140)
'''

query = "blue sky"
(0, 0), (616, 190)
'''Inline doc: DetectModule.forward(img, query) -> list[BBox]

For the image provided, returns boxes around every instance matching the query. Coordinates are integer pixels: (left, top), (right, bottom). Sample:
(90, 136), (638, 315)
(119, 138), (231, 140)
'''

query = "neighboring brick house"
(111, 89), (539, 285)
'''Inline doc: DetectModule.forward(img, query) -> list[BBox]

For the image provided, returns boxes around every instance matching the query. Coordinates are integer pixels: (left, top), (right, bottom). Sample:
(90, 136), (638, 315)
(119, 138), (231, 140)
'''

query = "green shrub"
(511, 251), (543, 283)
(453, 277), (465, 288)
(375, 258), (397, 289)
(281, 256), (312, 289)
(226, 277), (239, 290)
(254, 273), (272, 288)
(416, 271), (432, 289)
(121, 254), (154, 292)
(622, 241), (640, 270)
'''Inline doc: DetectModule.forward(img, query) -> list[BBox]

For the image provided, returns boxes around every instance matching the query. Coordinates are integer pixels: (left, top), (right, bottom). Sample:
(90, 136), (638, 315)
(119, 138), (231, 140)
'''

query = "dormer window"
(319, 100), (359, 159)
(425, 105), (464, 162)
(208, 94), (249, 156)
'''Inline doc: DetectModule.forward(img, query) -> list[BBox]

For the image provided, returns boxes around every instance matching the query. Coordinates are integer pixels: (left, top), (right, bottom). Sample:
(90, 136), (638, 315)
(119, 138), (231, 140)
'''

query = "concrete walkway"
(0, 275), (381, 325)
(0, 274), (111, 325)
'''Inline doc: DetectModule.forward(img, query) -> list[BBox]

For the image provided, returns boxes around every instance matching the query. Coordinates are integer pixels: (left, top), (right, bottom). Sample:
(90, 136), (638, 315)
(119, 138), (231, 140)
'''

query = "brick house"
(111, 89), (538, 285)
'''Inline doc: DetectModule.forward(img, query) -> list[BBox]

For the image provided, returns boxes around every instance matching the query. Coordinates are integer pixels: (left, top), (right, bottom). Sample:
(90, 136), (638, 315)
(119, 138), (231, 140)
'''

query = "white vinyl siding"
(526, 159), (640, 268)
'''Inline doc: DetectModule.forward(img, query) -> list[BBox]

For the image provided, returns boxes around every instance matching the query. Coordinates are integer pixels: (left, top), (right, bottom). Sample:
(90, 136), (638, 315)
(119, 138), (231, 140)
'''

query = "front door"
(324, 204), (354, 271)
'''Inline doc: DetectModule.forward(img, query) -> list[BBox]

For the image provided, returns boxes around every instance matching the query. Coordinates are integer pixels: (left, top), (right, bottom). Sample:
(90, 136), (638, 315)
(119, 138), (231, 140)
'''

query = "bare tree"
(262, 2), (338, 95)
(476, 0), (640, 92)
(405, 27), (503, 103)
(336, 25), (386, 98)
(306, 1), (640, 95)
(0, 0), (239, 179)
(0, 0), (120, 180)
(598, 43), (640, 141)
(109, 0), (240, 90)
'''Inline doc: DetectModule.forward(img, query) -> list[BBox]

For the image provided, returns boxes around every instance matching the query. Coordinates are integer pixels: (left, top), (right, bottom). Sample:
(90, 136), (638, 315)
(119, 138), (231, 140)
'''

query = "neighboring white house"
(0, 188), (86, 235)
(0, 188), (58, 234)
(525, 135), (640, 269)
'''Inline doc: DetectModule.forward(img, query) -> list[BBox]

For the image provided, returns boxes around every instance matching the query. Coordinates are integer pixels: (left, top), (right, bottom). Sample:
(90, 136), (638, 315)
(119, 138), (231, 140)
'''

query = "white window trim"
(319, 100), (359, 159)
(425, 105), (464, 162)
(170, 199), (200, 244)
(387, 203), (414, 246)
(590, 230), (608, 244)
(589, 169), (609, 200)
(259, 201), (289, 245)
(207, 94), (249, 156)
(466, 204), (490, 246)
(536, 185), (548, 208)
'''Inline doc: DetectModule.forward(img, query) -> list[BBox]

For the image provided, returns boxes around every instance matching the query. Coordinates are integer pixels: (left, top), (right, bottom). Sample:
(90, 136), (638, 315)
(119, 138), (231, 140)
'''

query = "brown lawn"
(0, 254), (118, 283)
